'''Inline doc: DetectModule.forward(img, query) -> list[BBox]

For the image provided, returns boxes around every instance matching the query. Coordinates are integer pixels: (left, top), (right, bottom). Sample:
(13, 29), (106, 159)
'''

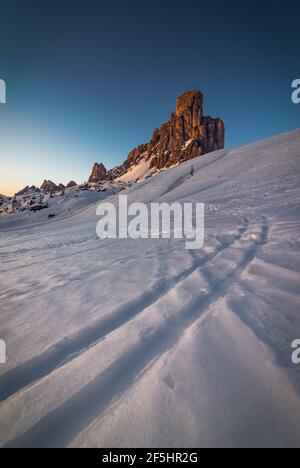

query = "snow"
(0, 129), (300, 447)
(0, 187), (113, 231)
(117, 157), (156, 183)
(182, 138), (194, 150)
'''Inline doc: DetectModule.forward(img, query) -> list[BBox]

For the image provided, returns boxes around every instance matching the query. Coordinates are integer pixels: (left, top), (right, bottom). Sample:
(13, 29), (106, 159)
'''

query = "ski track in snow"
(1, 129), (300, 447)
(0, 221), (249, 403)
(6, 219), (268, 447)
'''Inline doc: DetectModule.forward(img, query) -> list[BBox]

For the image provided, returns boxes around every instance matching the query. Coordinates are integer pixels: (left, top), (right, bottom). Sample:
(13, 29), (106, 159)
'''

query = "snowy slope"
(0, 188), (108, 230)
(0, 129), (300, 447)
(116, 157), (156, 182)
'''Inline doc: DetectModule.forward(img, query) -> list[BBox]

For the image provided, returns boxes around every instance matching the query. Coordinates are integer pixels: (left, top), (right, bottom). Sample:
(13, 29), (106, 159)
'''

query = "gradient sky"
(0, 0), (299, 196)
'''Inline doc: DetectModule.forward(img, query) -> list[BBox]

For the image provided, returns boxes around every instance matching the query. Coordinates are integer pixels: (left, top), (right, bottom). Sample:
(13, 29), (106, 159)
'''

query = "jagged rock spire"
(88, 163), (107, 183)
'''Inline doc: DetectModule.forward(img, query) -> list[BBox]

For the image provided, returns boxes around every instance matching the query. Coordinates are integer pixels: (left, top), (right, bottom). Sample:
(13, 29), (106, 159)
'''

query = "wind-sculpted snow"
(0, 130), (300, 447)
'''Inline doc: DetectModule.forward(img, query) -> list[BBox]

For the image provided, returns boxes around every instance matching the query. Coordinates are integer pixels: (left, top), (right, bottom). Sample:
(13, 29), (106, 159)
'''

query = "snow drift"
(0, 129), (300, 448)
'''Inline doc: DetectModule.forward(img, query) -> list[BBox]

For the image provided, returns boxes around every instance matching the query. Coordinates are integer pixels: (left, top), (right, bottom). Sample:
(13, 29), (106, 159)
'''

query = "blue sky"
(0, 0), (299, 195)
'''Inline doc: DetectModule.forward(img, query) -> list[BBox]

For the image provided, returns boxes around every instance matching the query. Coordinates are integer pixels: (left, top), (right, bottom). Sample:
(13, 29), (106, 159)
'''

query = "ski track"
(0, 221), (248, 403)
(1, 130), (300, 448)
(4, 217), (268, 447)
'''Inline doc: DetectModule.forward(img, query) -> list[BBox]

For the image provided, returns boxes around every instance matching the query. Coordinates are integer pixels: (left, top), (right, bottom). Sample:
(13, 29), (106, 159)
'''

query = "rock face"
(40, 180), (59, 193)
(30, 202), (48, 212)
(126, 90), (224, 170)
(88, 163), (107, 183)
(16, 185), (40, 196)
(87, 90), (224, 183)
(66, 181), (77, 189)
(0, 194), (6, 205)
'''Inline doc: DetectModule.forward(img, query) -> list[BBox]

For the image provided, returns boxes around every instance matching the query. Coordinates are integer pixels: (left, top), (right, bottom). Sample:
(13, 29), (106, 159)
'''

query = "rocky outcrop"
(9, 91), (224, 201)
(66, 181), (77, 189)
(126, 90), (224, 171)
(88, 91), (224, 184)
(30, 202), (48, 212)
(88, 163), (107, 183)
(0, 194), (6, 205)
(40, 180), (59, 193)
(16, 186), (40, 196)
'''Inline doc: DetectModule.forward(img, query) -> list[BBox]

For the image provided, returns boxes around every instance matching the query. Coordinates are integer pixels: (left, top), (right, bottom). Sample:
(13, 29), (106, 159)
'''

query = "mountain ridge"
(89, 90), (225, 183)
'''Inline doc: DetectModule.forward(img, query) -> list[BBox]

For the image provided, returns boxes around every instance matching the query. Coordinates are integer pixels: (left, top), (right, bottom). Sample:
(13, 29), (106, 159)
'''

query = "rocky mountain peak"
(66, 181), (77, 189)
(88, 162), (107, 183)
(175, 90), (203, 123)
(87, 90), (224, 183)
(126, 90), (225, 171)
(16, 185), (40, 196)
(40, 180), (59, 193)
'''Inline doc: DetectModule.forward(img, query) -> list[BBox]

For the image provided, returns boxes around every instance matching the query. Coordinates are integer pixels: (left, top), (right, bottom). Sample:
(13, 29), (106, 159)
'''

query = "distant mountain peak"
(87, 90), (225, 184)
(130, 89), (224, 171)
(40, 180), (60, 192)
(88, 162), (107, 183)
(175, 90), (203, 119)
(66, 180), (77, 189)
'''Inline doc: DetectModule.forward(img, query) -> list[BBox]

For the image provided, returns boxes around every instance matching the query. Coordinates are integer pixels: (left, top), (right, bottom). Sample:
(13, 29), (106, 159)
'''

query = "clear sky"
(0, 0), (299, 196)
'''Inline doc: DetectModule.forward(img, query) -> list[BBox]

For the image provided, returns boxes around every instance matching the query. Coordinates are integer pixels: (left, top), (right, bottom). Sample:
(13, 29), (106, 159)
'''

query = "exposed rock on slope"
(16, 186), (40, 196)
(40, 180), (59, 193)
(127, 90), (224, 170)
(5, 91), (224, 199)
(88, 163), (107, 183)
(66, 181), (77, 189)
(0, 194), (7, 205)
(87, 90), (225, 182)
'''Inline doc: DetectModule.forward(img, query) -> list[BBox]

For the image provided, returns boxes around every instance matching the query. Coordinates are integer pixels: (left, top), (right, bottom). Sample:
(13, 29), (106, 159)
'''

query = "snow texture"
(0, 129), (300, 447)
